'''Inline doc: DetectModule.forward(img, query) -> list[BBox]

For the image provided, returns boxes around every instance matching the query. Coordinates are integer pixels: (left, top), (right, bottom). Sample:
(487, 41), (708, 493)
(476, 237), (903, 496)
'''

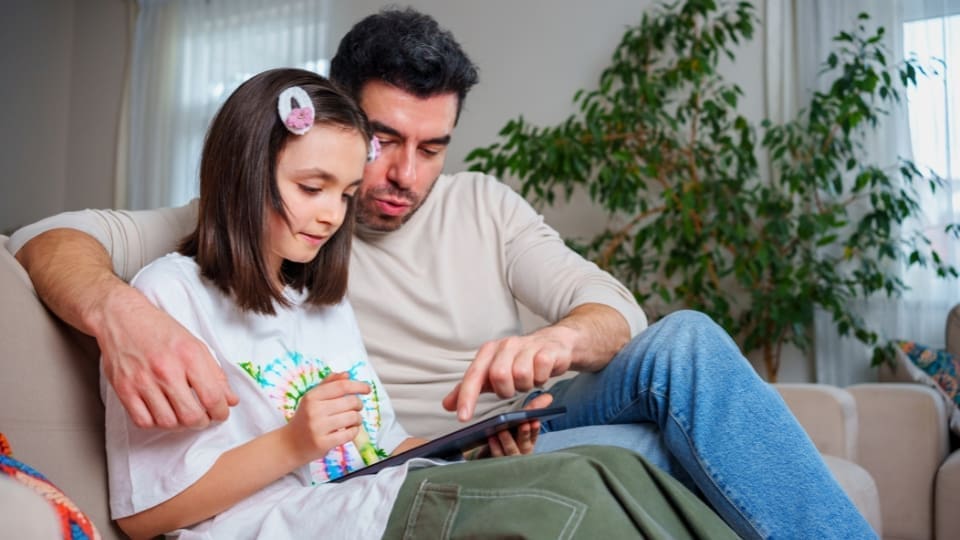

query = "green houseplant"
(465, 0), (958, 381)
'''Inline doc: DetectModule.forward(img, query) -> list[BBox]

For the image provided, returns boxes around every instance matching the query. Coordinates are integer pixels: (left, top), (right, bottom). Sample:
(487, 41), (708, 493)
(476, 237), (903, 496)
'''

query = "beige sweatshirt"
(7, 172), (646, 437)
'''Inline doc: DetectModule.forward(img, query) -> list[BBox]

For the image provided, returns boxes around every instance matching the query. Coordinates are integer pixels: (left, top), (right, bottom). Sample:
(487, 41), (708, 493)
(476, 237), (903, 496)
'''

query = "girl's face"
(265, 123), (366, 286)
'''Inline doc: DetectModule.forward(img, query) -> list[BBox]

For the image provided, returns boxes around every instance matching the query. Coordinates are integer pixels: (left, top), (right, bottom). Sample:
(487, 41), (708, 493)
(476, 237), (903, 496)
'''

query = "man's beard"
(355, 182), (436, 232)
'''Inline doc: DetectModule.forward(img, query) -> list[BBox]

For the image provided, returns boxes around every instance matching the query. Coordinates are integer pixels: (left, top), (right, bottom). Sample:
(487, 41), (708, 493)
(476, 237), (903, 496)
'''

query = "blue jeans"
(532, 310), (875, 540)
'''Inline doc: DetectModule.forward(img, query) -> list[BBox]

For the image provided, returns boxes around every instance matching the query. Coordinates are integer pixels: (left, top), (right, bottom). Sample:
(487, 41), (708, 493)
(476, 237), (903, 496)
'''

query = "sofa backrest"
(0, 236), (122, 538)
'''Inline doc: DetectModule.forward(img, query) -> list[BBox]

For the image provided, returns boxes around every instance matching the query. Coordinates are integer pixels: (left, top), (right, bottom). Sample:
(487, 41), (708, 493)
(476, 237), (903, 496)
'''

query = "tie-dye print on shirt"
(239, 352), (388, 482)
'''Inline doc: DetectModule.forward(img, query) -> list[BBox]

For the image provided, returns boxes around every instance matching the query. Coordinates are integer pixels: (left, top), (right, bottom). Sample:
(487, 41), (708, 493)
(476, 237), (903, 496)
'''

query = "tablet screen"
(332, 406), (567, 482)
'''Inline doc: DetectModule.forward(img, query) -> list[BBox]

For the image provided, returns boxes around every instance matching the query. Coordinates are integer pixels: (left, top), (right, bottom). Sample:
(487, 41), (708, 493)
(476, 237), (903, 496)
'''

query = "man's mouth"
(374, 198), (411, 217)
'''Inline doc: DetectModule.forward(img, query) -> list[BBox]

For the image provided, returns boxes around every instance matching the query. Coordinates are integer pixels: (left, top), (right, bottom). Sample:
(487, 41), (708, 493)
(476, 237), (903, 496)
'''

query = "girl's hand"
(284, 372), (371, 464)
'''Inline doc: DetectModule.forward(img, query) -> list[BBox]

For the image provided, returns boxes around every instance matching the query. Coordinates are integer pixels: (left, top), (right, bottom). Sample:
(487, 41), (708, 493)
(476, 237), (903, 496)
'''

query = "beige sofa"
(0, 234), (956, 539)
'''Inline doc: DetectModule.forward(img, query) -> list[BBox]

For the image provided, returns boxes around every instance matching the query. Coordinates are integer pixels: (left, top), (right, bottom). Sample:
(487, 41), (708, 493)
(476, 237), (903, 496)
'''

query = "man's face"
(356, 80), (459, 231)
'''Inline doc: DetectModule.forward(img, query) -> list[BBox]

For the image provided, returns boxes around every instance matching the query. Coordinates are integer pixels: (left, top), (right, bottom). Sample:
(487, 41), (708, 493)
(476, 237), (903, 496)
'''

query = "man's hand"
(15, 229), (238, 430)
(442, 327), (576, 422)
(98, 285), (238, 429)
(442, 304), (631, 422)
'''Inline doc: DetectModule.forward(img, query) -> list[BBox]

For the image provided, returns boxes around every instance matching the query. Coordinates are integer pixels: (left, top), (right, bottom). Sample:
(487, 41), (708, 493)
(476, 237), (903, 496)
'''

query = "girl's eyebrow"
(292, 167), (336, 180)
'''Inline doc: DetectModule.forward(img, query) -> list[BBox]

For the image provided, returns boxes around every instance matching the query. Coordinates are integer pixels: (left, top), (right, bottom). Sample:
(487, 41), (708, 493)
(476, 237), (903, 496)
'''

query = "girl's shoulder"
(130, 252), (201, 293)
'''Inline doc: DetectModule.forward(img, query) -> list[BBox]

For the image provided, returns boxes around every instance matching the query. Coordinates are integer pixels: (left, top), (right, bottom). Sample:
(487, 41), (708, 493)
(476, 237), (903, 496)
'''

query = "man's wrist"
(84, 277), (142, 342)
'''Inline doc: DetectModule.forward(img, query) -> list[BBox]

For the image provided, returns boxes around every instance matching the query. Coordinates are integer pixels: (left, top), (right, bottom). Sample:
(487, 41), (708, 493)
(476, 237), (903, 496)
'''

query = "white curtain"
(123, 0), (332, 210)
(766, 0), (960, 385)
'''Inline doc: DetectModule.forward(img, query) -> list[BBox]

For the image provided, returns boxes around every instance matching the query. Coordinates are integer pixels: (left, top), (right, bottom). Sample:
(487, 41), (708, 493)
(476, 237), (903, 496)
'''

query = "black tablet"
(332, 406), (567, 482)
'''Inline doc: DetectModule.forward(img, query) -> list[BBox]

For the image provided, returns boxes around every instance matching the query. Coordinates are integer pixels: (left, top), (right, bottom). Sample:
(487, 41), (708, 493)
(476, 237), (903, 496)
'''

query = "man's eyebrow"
(370, 120), (452, 147)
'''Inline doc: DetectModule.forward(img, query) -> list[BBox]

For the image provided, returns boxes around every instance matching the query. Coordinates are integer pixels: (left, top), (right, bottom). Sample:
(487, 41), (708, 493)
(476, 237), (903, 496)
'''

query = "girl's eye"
(299, 185), (320, 194)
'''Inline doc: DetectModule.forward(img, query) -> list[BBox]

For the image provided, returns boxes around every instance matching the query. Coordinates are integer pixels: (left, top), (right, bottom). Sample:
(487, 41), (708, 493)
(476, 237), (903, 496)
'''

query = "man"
(8, 8), (873, 539)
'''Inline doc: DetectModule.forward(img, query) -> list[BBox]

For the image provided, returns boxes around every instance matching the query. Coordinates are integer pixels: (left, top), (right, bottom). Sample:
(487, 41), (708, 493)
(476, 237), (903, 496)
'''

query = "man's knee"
(621, 309), (748, 374)
(659, 309), (722, 333)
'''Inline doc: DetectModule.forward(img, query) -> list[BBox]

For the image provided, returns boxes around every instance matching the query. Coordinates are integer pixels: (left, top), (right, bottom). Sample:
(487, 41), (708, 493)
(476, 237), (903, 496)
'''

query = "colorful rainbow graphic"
(239, 352), (386, 481)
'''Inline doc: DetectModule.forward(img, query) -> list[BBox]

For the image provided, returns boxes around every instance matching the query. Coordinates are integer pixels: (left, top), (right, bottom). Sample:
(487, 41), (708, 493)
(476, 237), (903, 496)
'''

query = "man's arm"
(443, 304), (629, 420)
(16, 229), (237, 429)
(443, 177), (644, 421)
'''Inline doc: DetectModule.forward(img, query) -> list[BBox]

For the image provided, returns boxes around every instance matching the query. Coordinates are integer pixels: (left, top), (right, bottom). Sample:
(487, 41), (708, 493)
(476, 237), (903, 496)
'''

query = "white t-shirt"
(102, 253), (413, 538)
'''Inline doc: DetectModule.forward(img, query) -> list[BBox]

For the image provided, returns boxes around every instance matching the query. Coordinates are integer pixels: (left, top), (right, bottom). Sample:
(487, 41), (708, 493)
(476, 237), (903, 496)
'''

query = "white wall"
(0, 0), (129, 234)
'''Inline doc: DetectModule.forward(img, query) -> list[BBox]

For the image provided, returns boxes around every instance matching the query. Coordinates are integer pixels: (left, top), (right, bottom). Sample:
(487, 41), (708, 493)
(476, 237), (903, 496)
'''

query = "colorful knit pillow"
(896, 341), (960, 435)
(0, 433), (100, 540)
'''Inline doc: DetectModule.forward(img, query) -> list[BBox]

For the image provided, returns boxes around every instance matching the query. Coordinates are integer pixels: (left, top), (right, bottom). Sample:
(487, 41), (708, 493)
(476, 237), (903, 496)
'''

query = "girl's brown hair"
(179, 68), (371, 314)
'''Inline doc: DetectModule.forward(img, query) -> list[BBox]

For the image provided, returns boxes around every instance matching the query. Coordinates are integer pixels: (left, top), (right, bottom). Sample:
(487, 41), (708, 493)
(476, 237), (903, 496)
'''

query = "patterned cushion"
(896, 341), (960, 436)
(0, 433), (100, 540)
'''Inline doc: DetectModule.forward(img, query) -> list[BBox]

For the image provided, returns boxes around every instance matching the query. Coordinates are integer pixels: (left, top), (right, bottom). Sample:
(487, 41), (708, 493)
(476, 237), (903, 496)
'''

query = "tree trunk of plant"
(764, 342), (778, 383)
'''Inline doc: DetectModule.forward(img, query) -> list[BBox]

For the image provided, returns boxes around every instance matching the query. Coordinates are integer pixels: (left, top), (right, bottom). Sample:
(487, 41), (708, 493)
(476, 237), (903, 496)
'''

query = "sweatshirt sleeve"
(5, 201), (199, 282)
(490, 178), (648, 337)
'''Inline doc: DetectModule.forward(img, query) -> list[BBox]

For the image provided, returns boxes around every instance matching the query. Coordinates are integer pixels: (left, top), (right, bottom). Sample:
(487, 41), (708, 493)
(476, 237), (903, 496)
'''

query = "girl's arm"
(117, 377), (371, 540)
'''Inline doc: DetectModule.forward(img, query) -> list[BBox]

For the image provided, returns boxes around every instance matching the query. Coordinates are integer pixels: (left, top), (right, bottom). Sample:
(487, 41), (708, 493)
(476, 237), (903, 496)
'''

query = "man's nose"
(388, 146), (416, 189)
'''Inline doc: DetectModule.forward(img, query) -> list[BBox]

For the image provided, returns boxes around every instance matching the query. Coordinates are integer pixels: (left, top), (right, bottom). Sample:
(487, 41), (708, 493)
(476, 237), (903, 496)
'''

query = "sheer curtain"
(122, 0), (331, 210)
(766, 0), (960, 385)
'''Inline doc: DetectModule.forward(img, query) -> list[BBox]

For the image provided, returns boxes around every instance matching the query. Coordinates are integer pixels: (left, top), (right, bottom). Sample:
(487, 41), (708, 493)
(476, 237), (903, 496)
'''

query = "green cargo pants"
(383, 445), (739, 539)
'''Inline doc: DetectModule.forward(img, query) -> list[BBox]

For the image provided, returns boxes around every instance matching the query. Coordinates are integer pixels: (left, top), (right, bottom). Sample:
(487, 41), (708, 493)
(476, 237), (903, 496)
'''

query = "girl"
(103, 68), (737, 540)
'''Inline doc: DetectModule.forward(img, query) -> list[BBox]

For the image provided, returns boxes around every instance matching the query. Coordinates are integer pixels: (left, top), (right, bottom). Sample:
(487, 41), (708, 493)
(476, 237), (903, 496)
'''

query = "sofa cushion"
(894, 341), (960, 436)
(0, 433), (100, 539)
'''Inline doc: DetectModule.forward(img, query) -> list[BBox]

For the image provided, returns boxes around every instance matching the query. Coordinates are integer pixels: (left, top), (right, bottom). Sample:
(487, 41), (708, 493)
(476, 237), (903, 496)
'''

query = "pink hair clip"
(367, 136), (381, 163)
(277, 86), (315, 135)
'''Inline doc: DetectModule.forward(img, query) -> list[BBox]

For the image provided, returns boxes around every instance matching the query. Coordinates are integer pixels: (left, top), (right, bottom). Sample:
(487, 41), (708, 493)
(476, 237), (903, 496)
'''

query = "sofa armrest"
(937, 449), (960, 540)
(774, 383), (858, 461)
(1, 235), (35, 291)
(848, 383), (949, 540)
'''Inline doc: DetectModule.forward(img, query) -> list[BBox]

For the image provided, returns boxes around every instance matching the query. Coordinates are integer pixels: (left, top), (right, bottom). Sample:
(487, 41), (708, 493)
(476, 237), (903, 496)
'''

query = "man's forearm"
(544, 303), (631, 372)
(15, 229), (133, 338)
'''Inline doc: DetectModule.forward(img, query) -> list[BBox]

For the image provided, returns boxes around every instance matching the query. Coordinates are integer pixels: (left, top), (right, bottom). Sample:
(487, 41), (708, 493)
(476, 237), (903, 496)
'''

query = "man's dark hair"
(330, 7), (479, 119)
(179, 68), (372, 315)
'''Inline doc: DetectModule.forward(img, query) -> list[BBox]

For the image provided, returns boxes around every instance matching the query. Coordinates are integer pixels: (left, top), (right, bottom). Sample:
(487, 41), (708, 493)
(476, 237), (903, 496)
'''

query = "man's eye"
(420, 147), (440, 157)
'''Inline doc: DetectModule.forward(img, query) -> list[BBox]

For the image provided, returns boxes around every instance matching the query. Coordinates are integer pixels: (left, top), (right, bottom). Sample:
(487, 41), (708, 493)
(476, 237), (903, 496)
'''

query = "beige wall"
(0, 0), (129, 235)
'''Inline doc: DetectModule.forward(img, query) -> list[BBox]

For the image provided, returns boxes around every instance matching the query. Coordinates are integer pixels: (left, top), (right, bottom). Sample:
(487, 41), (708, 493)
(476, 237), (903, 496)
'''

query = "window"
(903, 12), (960, 270)
(125, 0), (331, 210)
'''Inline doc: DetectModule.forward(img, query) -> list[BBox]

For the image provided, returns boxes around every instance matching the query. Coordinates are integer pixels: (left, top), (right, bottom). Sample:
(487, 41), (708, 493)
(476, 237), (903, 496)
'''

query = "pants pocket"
(399, 480), (587, 540)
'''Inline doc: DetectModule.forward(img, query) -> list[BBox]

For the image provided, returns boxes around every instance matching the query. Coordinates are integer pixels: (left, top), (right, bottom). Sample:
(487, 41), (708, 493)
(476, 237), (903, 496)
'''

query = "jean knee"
(638, 310), (749, 371)
(659, 310), (721, 333)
